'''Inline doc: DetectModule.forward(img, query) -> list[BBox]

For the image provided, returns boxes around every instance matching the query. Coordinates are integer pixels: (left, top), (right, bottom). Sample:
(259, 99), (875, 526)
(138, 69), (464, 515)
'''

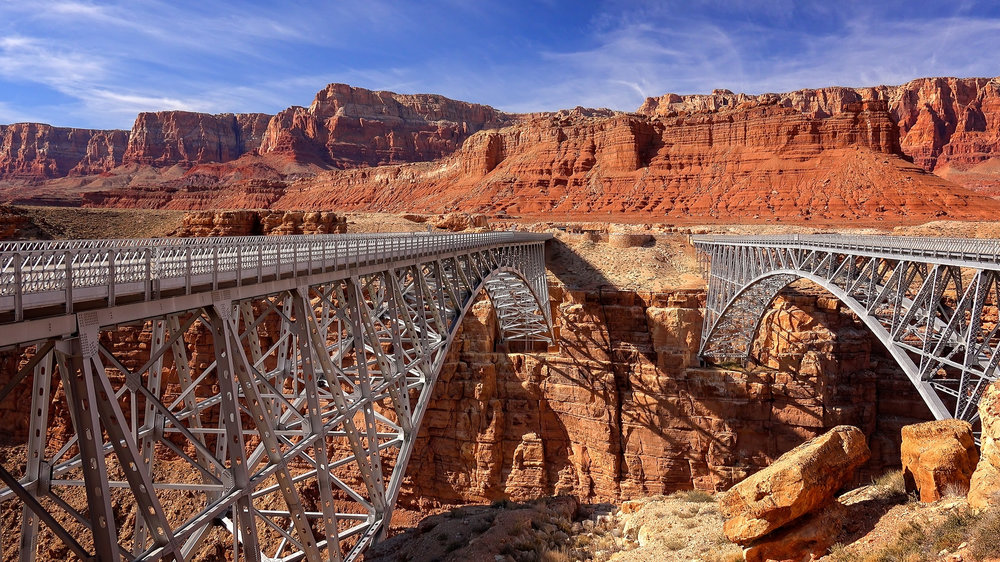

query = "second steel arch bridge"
(695, 234), (1000, 427)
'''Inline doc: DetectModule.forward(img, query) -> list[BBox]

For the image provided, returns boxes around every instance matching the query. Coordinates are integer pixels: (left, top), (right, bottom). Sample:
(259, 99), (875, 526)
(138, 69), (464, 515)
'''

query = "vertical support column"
(18, 347), (53, 562)
(344, 277), (389, 516)
(291, 286), (344, 562)
(210, 295), (323, 562)
(134, 318), (167, 556)
(205, 300), (262, 562)
(56, 327), (120, 562)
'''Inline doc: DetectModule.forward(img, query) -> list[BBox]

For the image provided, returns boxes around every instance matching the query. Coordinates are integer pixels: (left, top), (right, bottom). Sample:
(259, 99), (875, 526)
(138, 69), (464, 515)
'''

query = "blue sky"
(0, 0), (998, 129)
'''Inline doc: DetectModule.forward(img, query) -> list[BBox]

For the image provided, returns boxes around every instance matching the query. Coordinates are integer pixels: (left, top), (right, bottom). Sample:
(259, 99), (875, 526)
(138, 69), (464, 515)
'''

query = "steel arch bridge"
(0, 231), (552, 562)
(695, 234), (1000, 427)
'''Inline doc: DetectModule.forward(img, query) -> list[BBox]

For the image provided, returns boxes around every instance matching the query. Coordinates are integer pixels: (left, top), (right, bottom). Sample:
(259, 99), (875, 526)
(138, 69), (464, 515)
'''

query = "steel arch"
(0, 232), (553, 562)
(696, 234), (1000, 427)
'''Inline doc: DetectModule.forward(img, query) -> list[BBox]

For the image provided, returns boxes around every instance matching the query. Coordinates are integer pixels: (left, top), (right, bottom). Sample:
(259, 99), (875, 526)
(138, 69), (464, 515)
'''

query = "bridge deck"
(0, 231), (552, 345)
(692, 234), (1000, 269)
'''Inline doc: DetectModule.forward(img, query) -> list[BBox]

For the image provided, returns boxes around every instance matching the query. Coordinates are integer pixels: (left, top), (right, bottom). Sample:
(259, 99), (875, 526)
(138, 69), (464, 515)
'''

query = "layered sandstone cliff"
(640, 77), (1000, 194)
(0, 123), (127, 180)
(257, 83), (513, 167)
(122, 111), (272, 166)
(274, 101), (998, 223)
(2, 77), (999, 222)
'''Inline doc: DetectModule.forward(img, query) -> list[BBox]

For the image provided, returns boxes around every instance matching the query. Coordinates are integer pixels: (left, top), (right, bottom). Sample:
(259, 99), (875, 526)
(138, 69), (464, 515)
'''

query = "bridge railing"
(692, 234), (1000, 265)
(0, 231), (552, 321)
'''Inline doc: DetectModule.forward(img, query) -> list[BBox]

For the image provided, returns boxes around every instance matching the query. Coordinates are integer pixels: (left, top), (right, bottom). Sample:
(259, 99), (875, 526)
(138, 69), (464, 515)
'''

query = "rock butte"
(0, 77), (997, 224)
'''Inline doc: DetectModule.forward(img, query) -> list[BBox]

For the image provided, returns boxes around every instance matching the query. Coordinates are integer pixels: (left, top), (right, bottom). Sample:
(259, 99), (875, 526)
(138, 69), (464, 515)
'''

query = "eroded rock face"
(123, 111), (272, 166)
(969, 380), (1000, 509)
(257, 83), (512, 167)
(4, 78), (1000, 222)
(639, 77), (1000, 194)
(395, 282), (929, 510)
(170, 210), (346, 237)
(276, 100), (1000, 222)
(0, 123), (127, 179)
(900, 419), (978, 502)
(718, 425), (869, 544)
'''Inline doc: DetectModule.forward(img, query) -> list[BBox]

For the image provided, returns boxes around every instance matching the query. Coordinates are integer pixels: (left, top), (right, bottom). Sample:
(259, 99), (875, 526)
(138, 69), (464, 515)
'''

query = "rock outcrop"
(257, 83), (513, 167)
(900, 419), (978, 502)
(970, 380), (1000, 509)
(741, 500), (846, 562)
(169, 209), (346, 237)
(123, 111), (271, 166)
(719, 425), (869, 543)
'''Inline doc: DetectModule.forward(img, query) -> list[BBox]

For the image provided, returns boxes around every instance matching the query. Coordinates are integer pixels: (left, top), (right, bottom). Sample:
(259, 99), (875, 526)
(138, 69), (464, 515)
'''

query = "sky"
(0, 0), (998, 129)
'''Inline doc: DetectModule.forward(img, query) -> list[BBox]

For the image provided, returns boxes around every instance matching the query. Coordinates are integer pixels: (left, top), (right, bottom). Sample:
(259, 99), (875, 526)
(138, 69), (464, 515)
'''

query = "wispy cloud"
(0, 1), (997, 128)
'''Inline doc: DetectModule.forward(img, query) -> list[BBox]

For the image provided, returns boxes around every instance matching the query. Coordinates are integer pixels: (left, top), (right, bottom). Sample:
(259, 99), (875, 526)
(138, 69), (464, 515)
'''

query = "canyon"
(0, 77), (997, 225)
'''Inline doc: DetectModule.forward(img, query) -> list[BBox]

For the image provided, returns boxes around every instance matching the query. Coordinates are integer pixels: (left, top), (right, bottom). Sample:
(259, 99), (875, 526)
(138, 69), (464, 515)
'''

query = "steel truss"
(0, 233), (552, 561)
(695, 234), (1000, 425)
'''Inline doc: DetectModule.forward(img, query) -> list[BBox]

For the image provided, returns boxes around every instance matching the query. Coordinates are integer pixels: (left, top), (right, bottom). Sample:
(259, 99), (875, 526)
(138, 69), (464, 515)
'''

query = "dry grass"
(830, 505), (999, 562)
(871, 470), (910, 502)
(540, 548), (571, 562)
(671, 489), (716, 503)
(970, 508), (1000, 560)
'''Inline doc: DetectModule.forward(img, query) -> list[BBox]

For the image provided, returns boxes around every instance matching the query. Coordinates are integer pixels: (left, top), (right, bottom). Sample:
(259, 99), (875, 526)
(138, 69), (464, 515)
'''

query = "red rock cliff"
(276, 100), (1000, 223)
(640, 77), (1000, 195)
(123, 111), (272, 166)
(257, 83), (513, 167)
(0, 123), (127, 180)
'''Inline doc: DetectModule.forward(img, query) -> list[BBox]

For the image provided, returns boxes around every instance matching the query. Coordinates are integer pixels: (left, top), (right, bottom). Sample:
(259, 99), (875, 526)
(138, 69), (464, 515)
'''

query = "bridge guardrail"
(691, 234), (1000, 265)
(0, 231), (552, 321)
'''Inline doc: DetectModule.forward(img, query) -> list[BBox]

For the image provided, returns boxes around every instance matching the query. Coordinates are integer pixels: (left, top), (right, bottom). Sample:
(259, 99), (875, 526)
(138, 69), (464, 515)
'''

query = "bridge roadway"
(694, 233), (1000, 430)
(0, 231), (553, 561)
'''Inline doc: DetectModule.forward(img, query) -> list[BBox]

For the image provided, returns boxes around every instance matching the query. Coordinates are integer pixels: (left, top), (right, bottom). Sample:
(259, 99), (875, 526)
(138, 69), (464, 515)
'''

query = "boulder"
(901, 419), (978, 502)
(719, 425), (869, 544)
(742, 500), (845, 562)
(970, 381), (1000, 509)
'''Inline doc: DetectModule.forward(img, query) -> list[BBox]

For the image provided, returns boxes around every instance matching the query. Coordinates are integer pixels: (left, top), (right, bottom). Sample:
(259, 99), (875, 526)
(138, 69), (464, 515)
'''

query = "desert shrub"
(929, 510), (977, 553)
(871, 470), (909, 502)
(662, 535), (688, 551)
(539, 548), (571, 562)
(679, 489), (715, 503)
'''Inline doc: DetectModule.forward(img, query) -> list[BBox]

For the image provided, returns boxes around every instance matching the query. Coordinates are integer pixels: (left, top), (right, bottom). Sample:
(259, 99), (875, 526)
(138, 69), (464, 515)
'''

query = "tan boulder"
(970, 381), (1000, 509)
(901, 419), (978, 502)
(719, 425), (869, 544)
(743, 500), (845, 562)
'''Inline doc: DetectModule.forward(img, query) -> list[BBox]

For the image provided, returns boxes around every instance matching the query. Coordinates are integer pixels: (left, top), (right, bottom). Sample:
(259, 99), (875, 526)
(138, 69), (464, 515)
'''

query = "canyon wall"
(395, 278), (931, 509)
(257, 83), (513, 167)
(640, 77), (1000, 195)
(274, 101), (997, 223)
